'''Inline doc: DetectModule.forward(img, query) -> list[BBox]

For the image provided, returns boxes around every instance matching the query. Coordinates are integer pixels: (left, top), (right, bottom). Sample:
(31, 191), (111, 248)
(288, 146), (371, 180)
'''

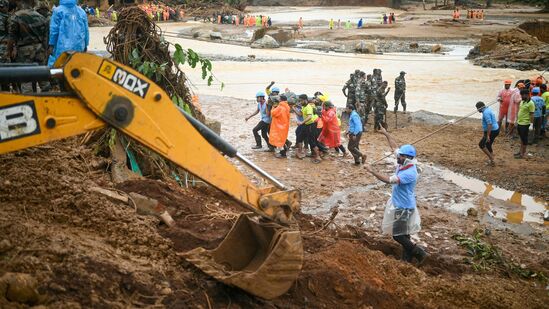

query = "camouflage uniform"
(373, 84), (388, 130)
(363, 76), (374, 125)
(8, 6), (48, 93)
(0, 0), (8, 64)
(342, 75), (356, 107)
(355, 74), (368, 125)
(394, 73), (406, 112)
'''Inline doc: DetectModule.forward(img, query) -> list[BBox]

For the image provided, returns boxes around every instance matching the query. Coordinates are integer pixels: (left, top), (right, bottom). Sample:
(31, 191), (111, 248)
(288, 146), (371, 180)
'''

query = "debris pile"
(467, 27), (549, 70)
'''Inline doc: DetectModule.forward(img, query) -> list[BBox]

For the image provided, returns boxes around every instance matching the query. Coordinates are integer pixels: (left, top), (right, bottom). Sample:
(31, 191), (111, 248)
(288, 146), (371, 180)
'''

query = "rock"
(355, 41), (376, 54)
(209, 31), (222, 40)
(269, 30), (292, 44)
(431, 44), (442, 53)
(0, 273), (40, 305)
(467, 207), (478, 217)
(0, 239), (13, 253)
(251, 35), (280, 49)
(410, 110), (448, 126)
(409, 42), (419, 49)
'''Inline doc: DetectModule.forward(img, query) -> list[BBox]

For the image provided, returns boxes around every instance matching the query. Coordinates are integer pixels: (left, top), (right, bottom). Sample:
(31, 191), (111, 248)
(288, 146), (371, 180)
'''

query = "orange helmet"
(504, 79), (512, 84)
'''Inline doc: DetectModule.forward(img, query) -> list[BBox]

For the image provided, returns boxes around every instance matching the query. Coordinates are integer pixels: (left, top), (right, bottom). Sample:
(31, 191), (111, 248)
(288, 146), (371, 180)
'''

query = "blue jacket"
(348, 110), (363, 135)
(48, 0), (89, 67)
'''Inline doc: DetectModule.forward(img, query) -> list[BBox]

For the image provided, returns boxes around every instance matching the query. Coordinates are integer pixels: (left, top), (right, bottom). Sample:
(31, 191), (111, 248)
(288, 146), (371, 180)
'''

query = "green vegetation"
(453, 230), (547, 282)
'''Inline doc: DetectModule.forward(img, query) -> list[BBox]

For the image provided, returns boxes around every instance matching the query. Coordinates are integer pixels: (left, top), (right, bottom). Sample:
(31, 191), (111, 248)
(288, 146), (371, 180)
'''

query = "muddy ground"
(1, 91), (547, 308)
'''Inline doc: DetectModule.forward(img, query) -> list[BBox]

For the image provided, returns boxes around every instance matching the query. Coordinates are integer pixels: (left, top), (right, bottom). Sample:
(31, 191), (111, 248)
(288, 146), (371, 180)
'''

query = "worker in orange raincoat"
(318, 101), (347, 156)
(269, 95), (291, 158)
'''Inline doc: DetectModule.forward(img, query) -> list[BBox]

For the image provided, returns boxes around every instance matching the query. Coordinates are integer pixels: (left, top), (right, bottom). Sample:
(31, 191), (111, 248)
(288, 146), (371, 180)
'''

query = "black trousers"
(517, 124), (529, 145)
(478, 129), (499, 153)
(394, 91), (406, 111)
(392, 209), (415, 261)
(347, 132), (363, 163)
(253, 121), (271, 147)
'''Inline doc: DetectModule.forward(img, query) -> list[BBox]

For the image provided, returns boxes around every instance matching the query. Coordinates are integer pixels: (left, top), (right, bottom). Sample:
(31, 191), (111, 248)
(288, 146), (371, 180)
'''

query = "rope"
(371, 99), (500, 164)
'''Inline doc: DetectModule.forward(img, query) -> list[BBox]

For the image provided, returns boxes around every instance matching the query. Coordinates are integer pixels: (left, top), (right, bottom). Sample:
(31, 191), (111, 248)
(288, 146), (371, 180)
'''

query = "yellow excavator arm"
(0, 53), (302, 299)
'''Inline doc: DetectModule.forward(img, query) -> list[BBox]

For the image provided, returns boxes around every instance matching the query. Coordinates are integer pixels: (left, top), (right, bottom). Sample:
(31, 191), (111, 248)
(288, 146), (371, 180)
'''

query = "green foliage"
(171, 95), (192, 114)
(453, 230), (547, 282)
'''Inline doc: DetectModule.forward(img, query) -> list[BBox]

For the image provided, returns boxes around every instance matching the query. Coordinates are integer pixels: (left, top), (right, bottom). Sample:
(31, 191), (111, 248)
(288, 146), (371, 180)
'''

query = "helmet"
(271, 87), (280, 93)
(532, 87), (540, 94)
(256, 91), (265, 97)
(398, 144), (416, 158)
(504, 79), (512, 84)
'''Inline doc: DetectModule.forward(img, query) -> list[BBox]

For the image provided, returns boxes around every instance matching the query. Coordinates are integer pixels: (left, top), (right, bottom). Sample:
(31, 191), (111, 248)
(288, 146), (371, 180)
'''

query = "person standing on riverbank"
(507, 82), (525, 138)
(531, 87), (545, 143)
(346, 104), (365, 165)
(329, 18), (334, 30)
(515, 89), (535, 159)
(496, 80), (513, 132)
(374, 81), (390, 131)
(394, 71), (407, 113)
(246, 91), (272, 151)
(476, 101), (500, 167)
(365, 126), (427, 264)
(269, 95), (291, 158)
(319, 101), (346, 156)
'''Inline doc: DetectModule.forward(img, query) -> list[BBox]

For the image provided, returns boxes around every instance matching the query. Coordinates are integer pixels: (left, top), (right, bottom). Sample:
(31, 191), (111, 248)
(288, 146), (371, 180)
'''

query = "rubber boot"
(402, 249), (413, 262)
(412, 246), (428, 265)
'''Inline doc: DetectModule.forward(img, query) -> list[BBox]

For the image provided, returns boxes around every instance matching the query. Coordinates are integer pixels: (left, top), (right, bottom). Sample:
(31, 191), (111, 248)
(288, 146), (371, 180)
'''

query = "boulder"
(410, 110), (448, 126)
(355, 41), (376, 54)
(210, 31), (223, 40)
(251, 35), (280, 49)
(0, 273), (41, 305)
(409, 42), (419, 49)
(431, 44), (442, 53)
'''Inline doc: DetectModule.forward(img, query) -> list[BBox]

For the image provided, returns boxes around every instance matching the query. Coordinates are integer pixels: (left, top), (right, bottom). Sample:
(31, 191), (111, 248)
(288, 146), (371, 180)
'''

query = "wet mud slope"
(0, 133), (547, 308)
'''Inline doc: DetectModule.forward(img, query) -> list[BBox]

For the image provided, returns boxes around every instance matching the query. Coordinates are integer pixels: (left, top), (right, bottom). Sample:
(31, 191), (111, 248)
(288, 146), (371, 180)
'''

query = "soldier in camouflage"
(372, 68), (383, 87)
(0, 0), (9, 90)
(342, 73), (357, 108)
(373, 80), (390, 132)
(354, 71), (368, 125)
(7, 0), (48, 93)
(394, 71), (407, 113)
(363, 74), (375, 127)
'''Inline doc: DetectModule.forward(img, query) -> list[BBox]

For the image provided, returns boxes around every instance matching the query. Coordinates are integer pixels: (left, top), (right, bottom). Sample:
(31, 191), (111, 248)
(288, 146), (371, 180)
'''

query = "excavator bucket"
(181, 214), (303, 299)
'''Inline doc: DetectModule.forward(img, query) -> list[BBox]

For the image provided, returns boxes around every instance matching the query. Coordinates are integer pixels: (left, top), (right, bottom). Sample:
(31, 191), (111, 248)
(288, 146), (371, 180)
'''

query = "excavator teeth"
(181, 214), (303, 299)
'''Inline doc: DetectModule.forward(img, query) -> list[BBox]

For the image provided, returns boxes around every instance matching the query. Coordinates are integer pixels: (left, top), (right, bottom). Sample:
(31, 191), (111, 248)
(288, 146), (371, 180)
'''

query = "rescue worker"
(373, 81), (390, 131)
(292, 94), (308, 159)
(0, 0), (9, 91)
(245, 91), (272, 150)
(476, 101), (499, 167)
(394, 71), (407, 113)
(346, 104), (365, 165)
(329, 18), (334, 30)
(269, 95), (291, 158)
(355, 71), (368, 125)
(318, 101), (346, 156)
(496, 80), (513, 132)
(515, 89), (534, 159)
(7, 0), (48, 93)
(342, 73), (356, 107)
(299, 97), (321, 163)
(365, 126), (427, 264)
(47, 0), (88, 67)
(364, 74), (375, 127)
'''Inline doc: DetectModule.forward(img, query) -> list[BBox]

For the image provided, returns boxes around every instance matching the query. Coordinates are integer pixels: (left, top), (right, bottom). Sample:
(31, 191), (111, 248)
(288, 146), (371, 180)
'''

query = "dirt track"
(1, 91), (547, 307)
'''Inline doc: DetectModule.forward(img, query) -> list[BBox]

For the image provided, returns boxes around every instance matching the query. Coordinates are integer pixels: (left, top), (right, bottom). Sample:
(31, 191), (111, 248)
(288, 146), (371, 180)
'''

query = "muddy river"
(89, 21), (541, 118)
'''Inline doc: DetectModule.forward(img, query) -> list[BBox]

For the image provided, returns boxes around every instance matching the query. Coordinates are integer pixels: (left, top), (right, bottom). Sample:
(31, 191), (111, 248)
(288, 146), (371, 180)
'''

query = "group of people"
(245, 82), (367, 164)
(479, 77), (548, 165)
(0, 0), (88, 92)
(214, 13), (272, 28)
(452, 9), (485, 20)
(343, 69), (407, 132)
(382, 13), (397, 24)
(139, 3), (182, 22)
(245, 81), (426, 264)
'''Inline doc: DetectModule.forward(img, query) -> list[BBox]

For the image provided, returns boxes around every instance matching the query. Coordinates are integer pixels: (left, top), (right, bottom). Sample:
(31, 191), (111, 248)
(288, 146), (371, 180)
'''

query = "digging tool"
(0, 52), (303, 300)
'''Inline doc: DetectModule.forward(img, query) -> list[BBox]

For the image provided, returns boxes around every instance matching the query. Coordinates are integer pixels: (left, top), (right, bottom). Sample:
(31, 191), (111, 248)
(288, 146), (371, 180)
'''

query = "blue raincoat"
(48, 0), (89, 67)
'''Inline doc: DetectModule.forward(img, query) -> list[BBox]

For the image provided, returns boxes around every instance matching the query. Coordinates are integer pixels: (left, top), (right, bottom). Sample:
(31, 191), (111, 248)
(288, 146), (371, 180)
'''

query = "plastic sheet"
(381, 199), (421, 236)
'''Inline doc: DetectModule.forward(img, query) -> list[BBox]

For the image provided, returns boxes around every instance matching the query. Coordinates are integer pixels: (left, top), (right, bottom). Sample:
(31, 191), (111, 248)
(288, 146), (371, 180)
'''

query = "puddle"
(435, 166), (548, 225)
